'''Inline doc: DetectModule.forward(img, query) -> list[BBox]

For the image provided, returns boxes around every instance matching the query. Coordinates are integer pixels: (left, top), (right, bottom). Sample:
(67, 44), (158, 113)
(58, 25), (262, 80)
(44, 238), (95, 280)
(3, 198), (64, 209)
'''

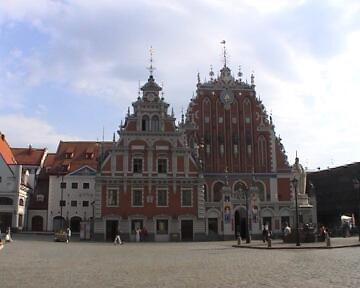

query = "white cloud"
(0, 114), (78, 151)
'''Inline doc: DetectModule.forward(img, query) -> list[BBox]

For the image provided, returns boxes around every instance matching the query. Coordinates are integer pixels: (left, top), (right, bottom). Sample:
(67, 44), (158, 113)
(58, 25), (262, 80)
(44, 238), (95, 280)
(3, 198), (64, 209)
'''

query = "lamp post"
(291, 177), (300, 246)
(353, 178), (360, 242)
(91, 200), (95, 240)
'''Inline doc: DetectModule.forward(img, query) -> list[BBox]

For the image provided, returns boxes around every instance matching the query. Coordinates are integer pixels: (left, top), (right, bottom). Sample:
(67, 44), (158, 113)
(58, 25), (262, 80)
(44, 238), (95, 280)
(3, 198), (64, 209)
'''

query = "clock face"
(147, 93), (155, 102)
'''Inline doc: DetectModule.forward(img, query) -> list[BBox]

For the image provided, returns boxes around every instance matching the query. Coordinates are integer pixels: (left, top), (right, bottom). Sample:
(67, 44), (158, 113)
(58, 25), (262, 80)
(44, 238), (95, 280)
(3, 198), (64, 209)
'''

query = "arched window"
(151, 115), (160, 131)
(141, 115), (150, 131)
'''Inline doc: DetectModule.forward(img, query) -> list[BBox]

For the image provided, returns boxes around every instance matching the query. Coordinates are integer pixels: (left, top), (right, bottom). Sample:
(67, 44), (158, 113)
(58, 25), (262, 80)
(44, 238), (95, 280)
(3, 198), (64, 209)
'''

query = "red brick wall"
(278, 178), (290, 201)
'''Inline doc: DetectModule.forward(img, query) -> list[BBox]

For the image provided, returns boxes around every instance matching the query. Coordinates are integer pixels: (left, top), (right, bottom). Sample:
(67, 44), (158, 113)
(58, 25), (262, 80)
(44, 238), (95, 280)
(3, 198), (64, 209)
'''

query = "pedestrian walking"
(66, 227), (71, 243)
(5, 227), (13, 242)
(262, 223), (269, 243)
(114, 229), (123, 245)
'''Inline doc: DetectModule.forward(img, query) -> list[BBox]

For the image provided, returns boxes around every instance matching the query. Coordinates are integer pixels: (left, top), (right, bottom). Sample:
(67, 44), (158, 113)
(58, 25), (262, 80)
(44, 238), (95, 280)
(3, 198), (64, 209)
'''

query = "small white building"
(0, 133), (31, 232)
(47, 141), (110, 234)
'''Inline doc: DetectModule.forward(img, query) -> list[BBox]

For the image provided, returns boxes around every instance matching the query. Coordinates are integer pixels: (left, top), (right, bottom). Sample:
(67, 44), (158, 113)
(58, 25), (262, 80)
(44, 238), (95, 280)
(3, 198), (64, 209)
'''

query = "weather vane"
(220, 40), (227, 67)
(147, 46), (156, 76)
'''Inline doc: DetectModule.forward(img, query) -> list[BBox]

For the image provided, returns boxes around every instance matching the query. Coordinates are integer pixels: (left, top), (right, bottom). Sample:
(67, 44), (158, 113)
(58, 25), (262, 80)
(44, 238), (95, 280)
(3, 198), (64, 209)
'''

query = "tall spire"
(220, 40), (227, 67)
(147, 46), (155, 77)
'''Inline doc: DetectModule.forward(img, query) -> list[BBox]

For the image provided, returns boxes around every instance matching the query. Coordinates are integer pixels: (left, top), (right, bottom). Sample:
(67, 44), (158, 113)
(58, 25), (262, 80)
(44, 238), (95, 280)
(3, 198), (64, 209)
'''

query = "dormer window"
(85, 152), (94, 159)
(65, 152), (73, 159)
(62, 164), (70, 172)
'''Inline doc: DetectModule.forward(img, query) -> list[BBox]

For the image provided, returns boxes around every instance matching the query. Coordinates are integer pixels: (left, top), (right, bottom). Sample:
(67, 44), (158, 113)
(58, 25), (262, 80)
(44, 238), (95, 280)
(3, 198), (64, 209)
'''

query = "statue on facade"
(291, 155), (311, 208)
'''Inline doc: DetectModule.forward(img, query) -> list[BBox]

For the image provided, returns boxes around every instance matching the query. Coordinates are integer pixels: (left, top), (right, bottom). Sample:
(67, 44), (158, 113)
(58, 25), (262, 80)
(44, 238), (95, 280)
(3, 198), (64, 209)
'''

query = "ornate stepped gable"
(185, 64), (289, 174)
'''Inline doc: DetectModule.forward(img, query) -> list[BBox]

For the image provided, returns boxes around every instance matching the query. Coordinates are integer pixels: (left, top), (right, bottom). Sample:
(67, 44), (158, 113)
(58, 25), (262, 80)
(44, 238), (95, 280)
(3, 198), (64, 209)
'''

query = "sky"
(0, 0), (360, 170)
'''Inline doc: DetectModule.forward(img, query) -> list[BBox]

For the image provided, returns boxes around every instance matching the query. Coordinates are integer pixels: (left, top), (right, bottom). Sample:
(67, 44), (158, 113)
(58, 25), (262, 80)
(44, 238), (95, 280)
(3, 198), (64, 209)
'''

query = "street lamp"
(91, 200), (95, 240)
(352, 178), (360, 242)
(291, 177), (300, 246)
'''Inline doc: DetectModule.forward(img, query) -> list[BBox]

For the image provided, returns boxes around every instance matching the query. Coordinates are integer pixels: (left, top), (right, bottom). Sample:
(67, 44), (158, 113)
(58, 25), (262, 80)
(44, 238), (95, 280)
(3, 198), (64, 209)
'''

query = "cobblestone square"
(1, 235), (360, 288)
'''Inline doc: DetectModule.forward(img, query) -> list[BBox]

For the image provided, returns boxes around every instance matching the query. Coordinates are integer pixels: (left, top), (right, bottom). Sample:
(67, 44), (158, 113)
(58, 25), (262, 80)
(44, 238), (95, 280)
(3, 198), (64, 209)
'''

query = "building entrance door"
(181, 220), (193, 241)
(235, 210), (246, 239)
(208, 218), (218, 240)
(106, 220), (118, 241)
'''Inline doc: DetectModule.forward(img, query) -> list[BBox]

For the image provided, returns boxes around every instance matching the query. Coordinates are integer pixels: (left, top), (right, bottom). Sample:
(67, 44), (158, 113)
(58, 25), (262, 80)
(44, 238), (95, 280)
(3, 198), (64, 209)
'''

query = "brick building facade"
(184, 62), (315, 239)
(94, 72), (204, 241)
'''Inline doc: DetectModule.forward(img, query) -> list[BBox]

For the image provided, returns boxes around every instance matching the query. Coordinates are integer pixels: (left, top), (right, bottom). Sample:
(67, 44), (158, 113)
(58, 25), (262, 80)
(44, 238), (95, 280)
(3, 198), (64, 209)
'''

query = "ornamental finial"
(147, 46), (156, 77)
(220, 40), (227, 67)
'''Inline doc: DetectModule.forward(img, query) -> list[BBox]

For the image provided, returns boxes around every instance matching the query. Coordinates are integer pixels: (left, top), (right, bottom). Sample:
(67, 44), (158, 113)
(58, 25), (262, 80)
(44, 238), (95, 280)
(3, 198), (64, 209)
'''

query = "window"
(36, 194), (44, 202)
(157, 159), (167, 174)
(85, 153), (94, 159)
(132, 189), (143, 207)
(18, 214), (23, 227)
(142, 115), (149, 131)
(83, 183), (90, 189)
(151, 115), (160, 131)
(0, 197), (13, 205)
(107, 189), (118, 207)
(60, 182), (66, 189)
(83, 201), (89, 207)
(19, 199), (24, 206)
(156, 219), (168, 234)
(181, 189), (192, 207)
(60, 200), (66, 207)
(71, 200), (77, 207)
(65, 152), (73, 159)
(133, 158), (143, 173)
(71, 182), (78, 189)
(0, 176), (2, 183)
(157, 189), (168, 206)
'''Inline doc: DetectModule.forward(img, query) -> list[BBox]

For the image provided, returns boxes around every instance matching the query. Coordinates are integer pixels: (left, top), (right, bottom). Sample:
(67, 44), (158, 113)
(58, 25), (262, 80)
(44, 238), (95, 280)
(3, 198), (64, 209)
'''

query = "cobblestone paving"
(1, 235), (360, 288)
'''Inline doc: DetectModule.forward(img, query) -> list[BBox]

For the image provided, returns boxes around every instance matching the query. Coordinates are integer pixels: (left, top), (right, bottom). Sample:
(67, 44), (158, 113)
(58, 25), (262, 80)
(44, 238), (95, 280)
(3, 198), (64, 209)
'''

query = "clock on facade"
(147, 93), (155, 102)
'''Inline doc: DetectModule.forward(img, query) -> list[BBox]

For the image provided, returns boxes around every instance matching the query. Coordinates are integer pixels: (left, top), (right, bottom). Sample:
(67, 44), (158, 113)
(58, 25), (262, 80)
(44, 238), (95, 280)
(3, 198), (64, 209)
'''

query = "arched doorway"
(32, 216), (43, 231)
(234, 208), (247, 239)
(70, 216), (81, 233)
(53, 216), (65, 231)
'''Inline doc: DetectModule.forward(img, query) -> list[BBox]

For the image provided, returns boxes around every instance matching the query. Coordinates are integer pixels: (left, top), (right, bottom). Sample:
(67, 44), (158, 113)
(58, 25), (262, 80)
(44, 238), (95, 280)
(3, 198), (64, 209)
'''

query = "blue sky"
(1, 0), (360, 170)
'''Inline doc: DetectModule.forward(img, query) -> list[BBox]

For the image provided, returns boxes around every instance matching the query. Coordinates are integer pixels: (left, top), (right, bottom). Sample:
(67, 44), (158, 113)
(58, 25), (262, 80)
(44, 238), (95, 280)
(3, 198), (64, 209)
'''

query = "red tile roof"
(0, 132), (16, 164)
(11, 146), (47, 166)
(50, 141), (112, 175)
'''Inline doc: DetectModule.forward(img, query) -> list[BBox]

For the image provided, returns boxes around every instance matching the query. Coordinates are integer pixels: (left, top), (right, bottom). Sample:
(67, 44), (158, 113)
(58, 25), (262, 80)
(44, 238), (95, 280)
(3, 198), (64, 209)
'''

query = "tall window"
(133, 158), (143, 173)
(132, 189), (143, 207)
(157, 159), (167, 174)
(181, 189), (192, 207)
(213, 182), (224, 202)
(157, 189), (168, 206)
(142, 115), (149, 131)
(107, 189), (118, 207)
(151, 115), (160, 131)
